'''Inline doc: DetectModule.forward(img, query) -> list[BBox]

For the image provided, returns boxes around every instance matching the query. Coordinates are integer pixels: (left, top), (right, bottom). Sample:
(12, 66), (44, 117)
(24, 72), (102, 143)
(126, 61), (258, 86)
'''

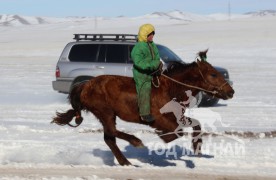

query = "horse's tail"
(51, 83), (85, 127)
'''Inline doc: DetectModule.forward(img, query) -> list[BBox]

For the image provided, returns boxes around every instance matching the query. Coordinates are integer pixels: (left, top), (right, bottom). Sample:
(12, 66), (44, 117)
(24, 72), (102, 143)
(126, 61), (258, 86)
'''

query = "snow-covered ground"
(0, 13), (276, 179)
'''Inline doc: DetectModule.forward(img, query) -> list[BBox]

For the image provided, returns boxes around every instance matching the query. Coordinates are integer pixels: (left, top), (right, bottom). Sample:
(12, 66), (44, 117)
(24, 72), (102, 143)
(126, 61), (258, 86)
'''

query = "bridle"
(153, 58), (229, 95)
(195, 60), (229, 95)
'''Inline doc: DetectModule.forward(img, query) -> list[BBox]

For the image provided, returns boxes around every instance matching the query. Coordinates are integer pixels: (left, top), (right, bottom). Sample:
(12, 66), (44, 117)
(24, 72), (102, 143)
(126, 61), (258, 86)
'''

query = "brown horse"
(52, 50), (234, 166)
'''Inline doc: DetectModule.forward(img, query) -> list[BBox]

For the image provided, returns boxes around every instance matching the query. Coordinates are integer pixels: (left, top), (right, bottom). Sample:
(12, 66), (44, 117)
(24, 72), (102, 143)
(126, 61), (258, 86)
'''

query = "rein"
(152, 60), (228, 95)
(160, 73), (218, 95)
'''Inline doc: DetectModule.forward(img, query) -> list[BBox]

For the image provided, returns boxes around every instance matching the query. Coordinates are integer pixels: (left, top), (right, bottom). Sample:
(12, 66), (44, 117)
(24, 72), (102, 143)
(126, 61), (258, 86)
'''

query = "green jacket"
(131, 41), (160, 81)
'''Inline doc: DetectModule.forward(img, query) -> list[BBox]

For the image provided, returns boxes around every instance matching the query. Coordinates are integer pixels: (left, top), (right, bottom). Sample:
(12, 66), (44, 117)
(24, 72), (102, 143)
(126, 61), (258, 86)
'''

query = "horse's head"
(196, 50), (234, 100)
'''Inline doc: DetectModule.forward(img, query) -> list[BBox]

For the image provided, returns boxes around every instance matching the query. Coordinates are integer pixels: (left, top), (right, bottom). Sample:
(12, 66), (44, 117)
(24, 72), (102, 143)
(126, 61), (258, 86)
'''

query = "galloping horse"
(52, 50), (234, 165)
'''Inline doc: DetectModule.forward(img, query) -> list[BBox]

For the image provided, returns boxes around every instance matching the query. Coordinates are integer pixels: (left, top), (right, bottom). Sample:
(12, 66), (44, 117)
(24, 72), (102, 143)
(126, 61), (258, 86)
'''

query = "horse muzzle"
(226, 90), (235, 99)
(220, 89), (235, 100)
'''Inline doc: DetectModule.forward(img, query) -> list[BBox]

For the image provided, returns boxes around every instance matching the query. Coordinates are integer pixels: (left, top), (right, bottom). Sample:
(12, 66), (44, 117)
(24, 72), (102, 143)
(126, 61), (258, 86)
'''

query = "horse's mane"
(164, 61), (197, 76)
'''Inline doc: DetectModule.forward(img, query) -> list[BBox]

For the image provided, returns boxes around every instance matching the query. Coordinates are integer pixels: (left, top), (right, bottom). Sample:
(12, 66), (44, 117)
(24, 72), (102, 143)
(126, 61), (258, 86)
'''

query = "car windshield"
(157, 44), (183, 63)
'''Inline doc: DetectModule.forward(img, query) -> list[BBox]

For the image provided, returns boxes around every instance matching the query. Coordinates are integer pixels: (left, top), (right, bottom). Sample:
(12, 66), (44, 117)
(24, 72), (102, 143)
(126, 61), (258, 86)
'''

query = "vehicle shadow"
(213, 103), (228, 107)
(92, 145), (214, 168)
(199, 103), (227, 108)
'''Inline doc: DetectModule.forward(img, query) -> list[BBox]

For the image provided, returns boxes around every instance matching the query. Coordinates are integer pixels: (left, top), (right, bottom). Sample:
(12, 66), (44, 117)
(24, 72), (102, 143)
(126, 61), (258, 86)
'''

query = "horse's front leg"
(104, 133), (131, 166)
(158, 121), (183, 143)
(173, 125), (184, 138)
(175, 117), (203, 155)
(190, 118), (203, 155)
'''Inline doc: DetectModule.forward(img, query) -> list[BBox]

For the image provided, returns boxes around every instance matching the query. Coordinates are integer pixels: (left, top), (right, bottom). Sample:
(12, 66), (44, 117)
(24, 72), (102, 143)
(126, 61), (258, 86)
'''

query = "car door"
(126, 45), (134, 77)
(97, 44), (129, 76)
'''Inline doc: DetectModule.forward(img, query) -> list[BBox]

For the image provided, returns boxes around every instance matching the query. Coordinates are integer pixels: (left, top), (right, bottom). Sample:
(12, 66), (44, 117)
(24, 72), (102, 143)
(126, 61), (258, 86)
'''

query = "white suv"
(52, 34), (232, 106)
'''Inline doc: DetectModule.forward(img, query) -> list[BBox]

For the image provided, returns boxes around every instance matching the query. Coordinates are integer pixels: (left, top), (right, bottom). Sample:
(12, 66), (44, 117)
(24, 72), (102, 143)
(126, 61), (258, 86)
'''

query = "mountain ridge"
(0, 10), (275, 26)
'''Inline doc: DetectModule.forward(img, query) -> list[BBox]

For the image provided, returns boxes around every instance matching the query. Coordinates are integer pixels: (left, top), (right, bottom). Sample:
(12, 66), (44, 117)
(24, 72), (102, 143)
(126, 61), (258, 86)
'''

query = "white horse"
(160, 98), (229, 134)
(160, 98), (202, 138)
(185, 108), (229, 132)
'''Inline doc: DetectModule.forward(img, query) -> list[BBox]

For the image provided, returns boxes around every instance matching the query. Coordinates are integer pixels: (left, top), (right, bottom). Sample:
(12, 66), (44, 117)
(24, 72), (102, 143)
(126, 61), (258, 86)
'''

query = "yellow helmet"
(138, 24), (155, 42)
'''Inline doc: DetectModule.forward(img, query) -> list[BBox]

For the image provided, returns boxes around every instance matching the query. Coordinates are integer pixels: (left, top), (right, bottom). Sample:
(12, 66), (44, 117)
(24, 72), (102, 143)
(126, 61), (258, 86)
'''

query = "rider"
(180, 90), (198, 109)
(131, 24), (162, 123)
(180, 90), (198, 117)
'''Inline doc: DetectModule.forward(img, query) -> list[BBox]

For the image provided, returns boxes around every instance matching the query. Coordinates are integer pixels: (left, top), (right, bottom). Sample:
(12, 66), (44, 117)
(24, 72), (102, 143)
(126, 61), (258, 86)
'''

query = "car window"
(157, 45), (182, 63)
(98, 45), (106, 62)
(69, 44), (99, 62)
(105, 44), (127, 63)
(127, 45), (134, 64)
(127, 44), (182, 64)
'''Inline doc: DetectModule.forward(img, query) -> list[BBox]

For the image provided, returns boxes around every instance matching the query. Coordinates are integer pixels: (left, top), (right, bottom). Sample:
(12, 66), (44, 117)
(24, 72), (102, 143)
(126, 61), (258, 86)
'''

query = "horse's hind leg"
(104, 129), (143, 165)
(99, 112), (131, 166)
(104, 133), (131, 166)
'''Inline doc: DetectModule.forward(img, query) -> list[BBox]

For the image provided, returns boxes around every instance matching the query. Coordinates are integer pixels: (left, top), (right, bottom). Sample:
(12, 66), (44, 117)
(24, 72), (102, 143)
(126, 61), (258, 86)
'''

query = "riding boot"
(141, 114), (155, 123)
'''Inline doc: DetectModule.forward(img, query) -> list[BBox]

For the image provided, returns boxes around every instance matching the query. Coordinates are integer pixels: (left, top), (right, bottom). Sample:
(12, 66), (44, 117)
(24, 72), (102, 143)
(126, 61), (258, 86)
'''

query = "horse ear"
(198, 49), (208, 62)
(196, 58), (201, 64)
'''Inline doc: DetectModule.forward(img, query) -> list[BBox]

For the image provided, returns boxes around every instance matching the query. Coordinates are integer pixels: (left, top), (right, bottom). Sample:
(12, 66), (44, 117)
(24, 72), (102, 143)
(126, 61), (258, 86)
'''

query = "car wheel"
(69, 76), (93, 94)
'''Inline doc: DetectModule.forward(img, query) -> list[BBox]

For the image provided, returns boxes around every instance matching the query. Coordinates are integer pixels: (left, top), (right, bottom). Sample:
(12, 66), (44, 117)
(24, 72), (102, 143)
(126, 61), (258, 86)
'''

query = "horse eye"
(211, 74), (217, 78)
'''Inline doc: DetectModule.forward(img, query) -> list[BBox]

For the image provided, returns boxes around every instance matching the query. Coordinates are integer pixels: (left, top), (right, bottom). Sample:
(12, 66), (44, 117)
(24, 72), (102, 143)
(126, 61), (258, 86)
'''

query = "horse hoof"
(131, 140), (145, 148)
(121, 160), (132, 166)
(133, 143), (145, 148)
(136, 143), (145, 148)
(194, 151), (202, 157)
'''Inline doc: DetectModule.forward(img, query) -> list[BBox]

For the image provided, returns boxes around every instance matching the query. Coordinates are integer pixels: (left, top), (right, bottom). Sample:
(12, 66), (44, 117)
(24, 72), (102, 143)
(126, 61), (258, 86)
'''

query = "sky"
(0, 0), (275, 17)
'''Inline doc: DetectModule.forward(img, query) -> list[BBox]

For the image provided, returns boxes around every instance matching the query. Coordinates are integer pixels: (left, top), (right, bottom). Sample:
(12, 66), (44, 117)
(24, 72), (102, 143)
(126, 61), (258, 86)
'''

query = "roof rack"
(73, 34), (138, 42)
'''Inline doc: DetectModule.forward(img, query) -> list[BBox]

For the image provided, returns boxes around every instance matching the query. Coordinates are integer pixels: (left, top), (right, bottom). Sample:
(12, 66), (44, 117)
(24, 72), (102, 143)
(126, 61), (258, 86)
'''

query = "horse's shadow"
(92, 145), (214, 168)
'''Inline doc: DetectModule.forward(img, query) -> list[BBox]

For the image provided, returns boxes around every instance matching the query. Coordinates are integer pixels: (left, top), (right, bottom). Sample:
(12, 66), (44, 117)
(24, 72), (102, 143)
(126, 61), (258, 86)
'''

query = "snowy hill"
(0, 10), (275, 27)
(143, 10), (211, 21)
(0, 14), (44, 25)
(0, 14), (55, 26)
(0, 14), (92, 26)
(0, 14), (78, 26)
(245, 10), (276, 16)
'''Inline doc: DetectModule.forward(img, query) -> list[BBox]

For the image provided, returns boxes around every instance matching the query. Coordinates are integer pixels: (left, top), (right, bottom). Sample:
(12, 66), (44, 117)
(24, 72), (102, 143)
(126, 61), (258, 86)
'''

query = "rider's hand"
(155, 62), (163, 76)
(158, 62), (163, 71)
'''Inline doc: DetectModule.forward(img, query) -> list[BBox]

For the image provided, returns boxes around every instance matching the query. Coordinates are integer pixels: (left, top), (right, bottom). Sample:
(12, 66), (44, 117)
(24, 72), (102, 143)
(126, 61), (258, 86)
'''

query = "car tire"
(69, 76), (93, 94)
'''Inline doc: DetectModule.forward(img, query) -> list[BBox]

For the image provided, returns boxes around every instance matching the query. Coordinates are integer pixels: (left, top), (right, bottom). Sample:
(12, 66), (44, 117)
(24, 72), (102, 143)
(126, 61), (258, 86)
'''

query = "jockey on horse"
(131, 24), (163, 123)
